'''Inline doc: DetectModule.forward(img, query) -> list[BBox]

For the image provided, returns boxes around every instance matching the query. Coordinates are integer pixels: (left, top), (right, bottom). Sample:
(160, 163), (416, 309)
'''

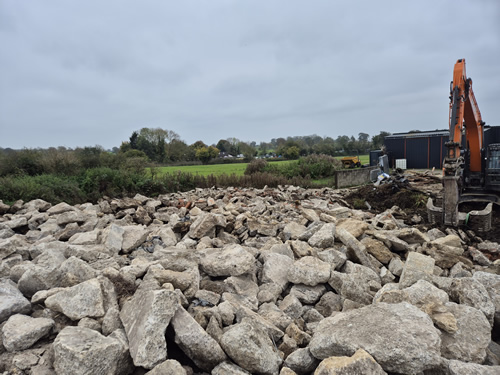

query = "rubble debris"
(0, 181), (499, 374)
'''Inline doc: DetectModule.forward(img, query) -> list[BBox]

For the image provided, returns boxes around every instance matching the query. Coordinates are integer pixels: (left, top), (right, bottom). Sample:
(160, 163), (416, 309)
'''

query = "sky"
(1, 0), (499, 150)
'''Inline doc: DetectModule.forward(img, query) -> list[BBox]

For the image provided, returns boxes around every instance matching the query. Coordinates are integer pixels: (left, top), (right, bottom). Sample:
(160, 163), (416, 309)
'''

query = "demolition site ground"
(343, 171), (500, 245)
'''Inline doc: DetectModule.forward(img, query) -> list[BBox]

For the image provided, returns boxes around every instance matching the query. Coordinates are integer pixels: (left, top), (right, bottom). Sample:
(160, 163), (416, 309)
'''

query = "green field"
(153, 163), (248, 177)
(153, 155), (369, 177)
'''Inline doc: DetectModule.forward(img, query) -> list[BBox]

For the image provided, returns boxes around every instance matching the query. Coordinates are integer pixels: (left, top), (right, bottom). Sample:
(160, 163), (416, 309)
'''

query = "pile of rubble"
(0, 185), (499, 375)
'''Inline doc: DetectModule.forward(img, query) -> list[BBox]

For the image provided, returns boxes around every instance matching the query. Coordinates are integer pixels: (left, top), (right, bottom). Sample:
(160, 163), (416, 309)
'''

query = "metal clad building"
(384, 127), (500, 169)
(384, 130), (448, 169)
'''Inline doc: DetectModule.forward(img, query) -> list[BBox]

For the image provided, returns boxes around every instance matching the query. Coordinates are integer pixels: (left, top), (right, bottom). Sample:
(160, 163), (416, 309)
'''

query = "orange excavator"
(428, 59), (500, 229)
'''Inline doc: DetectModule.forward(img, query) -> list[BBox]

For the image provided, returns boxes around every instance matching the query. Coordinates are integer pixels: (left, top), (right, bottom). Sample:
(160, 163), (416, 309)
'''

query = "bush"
(297, 154), (342, 179)
(40, 148), (81, 175)
(0, 149), (46, 176)
(0, 174), (84, 205)
(245, 159), (268, 175)
(79, 167), (147, 201)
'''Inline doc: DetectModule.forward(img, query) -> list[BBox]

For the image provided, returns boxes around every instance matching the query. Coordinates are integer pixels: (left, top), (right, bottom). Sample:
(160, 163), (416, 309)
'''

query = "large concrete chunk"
(360, 237), (393, 264)
(288, 256), (331, 286)
(53, 326), (125, 375)
(440, 302), (491, 363)
(448, 360), (500, 375)
(104, 223), (125, 253)
(45, 278), (106, 320)
(450, 277), (495, 326)
(283, 347), (319, 374)
(314, 349), (387, 375)
(145, 360), (187, 375)
(328, 272), (372, 306)
(120, 287), (179, 369)
(17, 246), (66, 297)
(473, 271), (500, 327)
(187, 213), (226, 239)
(308, 223), (336, 248)
(199, 245), (255, 277)
(121, 225), (150, 253)
(399, 252), (435, 288)
(0, 279), (31, 322)
(336, 218), (369, 238)
(261, 253), (294, 291)
(374, 279), (449, 310)
(282, 221), (307, 240)
(56, 210), (87, 226)
(212, 361), (251, 375)
(309, 302), (442, 374)
(47, 202), (74, 215)
(336, 227), (376, 272)
(58, 256), (99, 287)
(0, 235), (29, 260)
(170, 306), (227, 371)
(2, 314), (54, 352)
(220, 319), (282, 375)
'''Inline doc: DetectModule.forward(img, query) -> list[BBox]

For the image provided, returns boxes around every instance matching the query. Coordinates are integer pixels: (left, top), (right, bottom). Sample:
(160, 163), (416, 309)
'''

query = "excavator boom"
(447, 59), (484, 172)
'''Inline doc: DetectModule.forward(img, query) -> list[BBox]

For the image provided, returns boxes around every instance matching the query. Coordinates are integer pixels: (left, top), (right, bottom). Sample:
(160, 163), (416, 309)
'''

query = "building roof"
(385, 130), (449, 139)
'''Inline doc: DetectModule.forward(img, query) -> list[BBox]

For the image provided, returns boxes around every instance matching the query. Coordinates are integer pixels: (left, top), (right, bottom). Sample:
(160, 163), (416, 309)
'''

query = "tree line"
(116, 128), (391, 165)
(0, 128), (391, 177)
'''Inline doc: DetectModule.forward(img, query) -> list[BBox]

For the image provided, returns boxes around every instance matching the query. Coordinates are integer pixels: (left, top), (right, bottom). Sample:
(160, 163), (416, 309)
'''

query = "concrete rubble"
(0, 184), (499, 374)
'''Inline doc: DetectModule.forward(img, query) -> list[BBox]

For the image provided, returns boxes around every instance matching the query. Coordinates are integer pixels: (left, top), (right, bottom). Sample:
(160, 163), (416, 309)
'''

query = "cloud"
(1, 0), (499, 149)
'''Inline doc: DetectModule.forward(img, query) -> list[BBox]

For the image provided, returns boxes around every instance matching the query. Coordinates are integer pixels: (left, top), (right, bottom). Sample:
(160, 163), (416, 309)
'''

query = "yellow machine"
(341, 156), (361, 168)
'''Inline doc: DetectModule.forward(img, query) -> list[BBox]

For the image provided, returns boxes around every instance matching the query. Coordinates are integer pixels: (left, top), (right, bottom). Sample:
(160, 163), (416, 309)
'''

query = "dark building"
(384, 126), (500, 169)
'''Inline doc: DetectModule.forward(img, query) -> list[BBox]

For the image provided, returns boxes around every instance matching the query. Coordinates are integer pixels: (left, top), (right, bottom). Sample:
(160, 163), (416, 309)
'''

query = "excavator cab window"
(487, 145), (500, 170)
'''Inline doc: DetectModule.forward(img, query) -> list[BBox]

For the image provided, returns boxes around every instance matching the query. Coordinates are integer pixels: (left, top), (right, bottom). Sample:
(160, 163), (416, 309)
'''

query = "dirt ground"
(344, 170), (500, 244)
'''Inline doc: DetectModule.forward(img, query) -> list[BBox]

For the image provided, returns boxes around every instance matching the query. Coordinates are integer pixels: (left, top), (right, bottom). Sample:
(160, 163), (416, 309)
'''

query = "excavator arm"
(446, 59), (484, 171)
(443, 59), (485, 225)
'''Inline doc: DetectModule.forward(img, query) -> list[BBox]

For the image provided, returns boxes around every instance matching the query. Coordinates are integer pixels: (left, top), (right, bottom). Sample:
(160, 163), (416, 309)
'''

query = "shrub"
(0, 174), (84, 205)
(283, 146), (300, 159)
(40, 148), (81, 175)
(245, 159), (268, 175)
(297, 154), (342, 179)
(0, 149), (46, 176)
(79, 167), (147, 202)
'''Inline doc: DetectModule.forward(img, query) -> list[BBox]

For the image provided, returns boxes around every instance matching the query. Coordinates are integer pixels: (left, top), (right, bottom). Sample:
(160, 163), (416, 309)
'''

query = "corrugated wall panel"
(429, 136), (446, 168)
(405, 137), (428, 168)
(384, 138), (404, 167)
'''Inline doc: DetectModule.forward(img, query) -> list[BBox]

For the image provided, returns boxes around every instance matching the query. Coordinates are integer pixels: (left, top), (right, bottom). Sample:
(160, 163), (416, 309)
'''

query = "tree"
(136, 136), (155, 160)
(239, 142), (257, 161)
(258, 142), (268, 156)
(372, 131), (391, 149)
(357, 132), (370, 153)
(336, 135), (350, 153)
(191, 140), (207, 150)
(76, 146), (103, 169)
(168, 139), (192, 162)
(283, 146), (300, 159)
(216, 139), (232, 154)
(313, 137), (336, 155)
(127, 128), (182, 163)
(196, 146), (219, 164)
(358, 132), (369, 142)
(129, 131), (139, 149)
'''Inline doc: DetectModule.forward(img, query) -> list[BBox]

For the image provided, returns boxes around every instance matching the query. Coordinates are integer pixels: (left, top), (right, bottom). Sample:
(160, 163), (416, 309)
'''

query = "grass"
(152, 163), (248, 177)
(152, 160), (296, 177)
(311, 177), (336, 187)
(151, 155), (369, 178)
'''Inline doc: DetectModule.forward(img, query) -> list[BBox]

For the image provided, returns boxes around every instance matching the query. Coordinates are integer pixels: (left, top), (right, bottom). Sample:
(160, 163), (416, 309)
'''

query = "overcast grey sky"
(1, 0), (499, 150)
